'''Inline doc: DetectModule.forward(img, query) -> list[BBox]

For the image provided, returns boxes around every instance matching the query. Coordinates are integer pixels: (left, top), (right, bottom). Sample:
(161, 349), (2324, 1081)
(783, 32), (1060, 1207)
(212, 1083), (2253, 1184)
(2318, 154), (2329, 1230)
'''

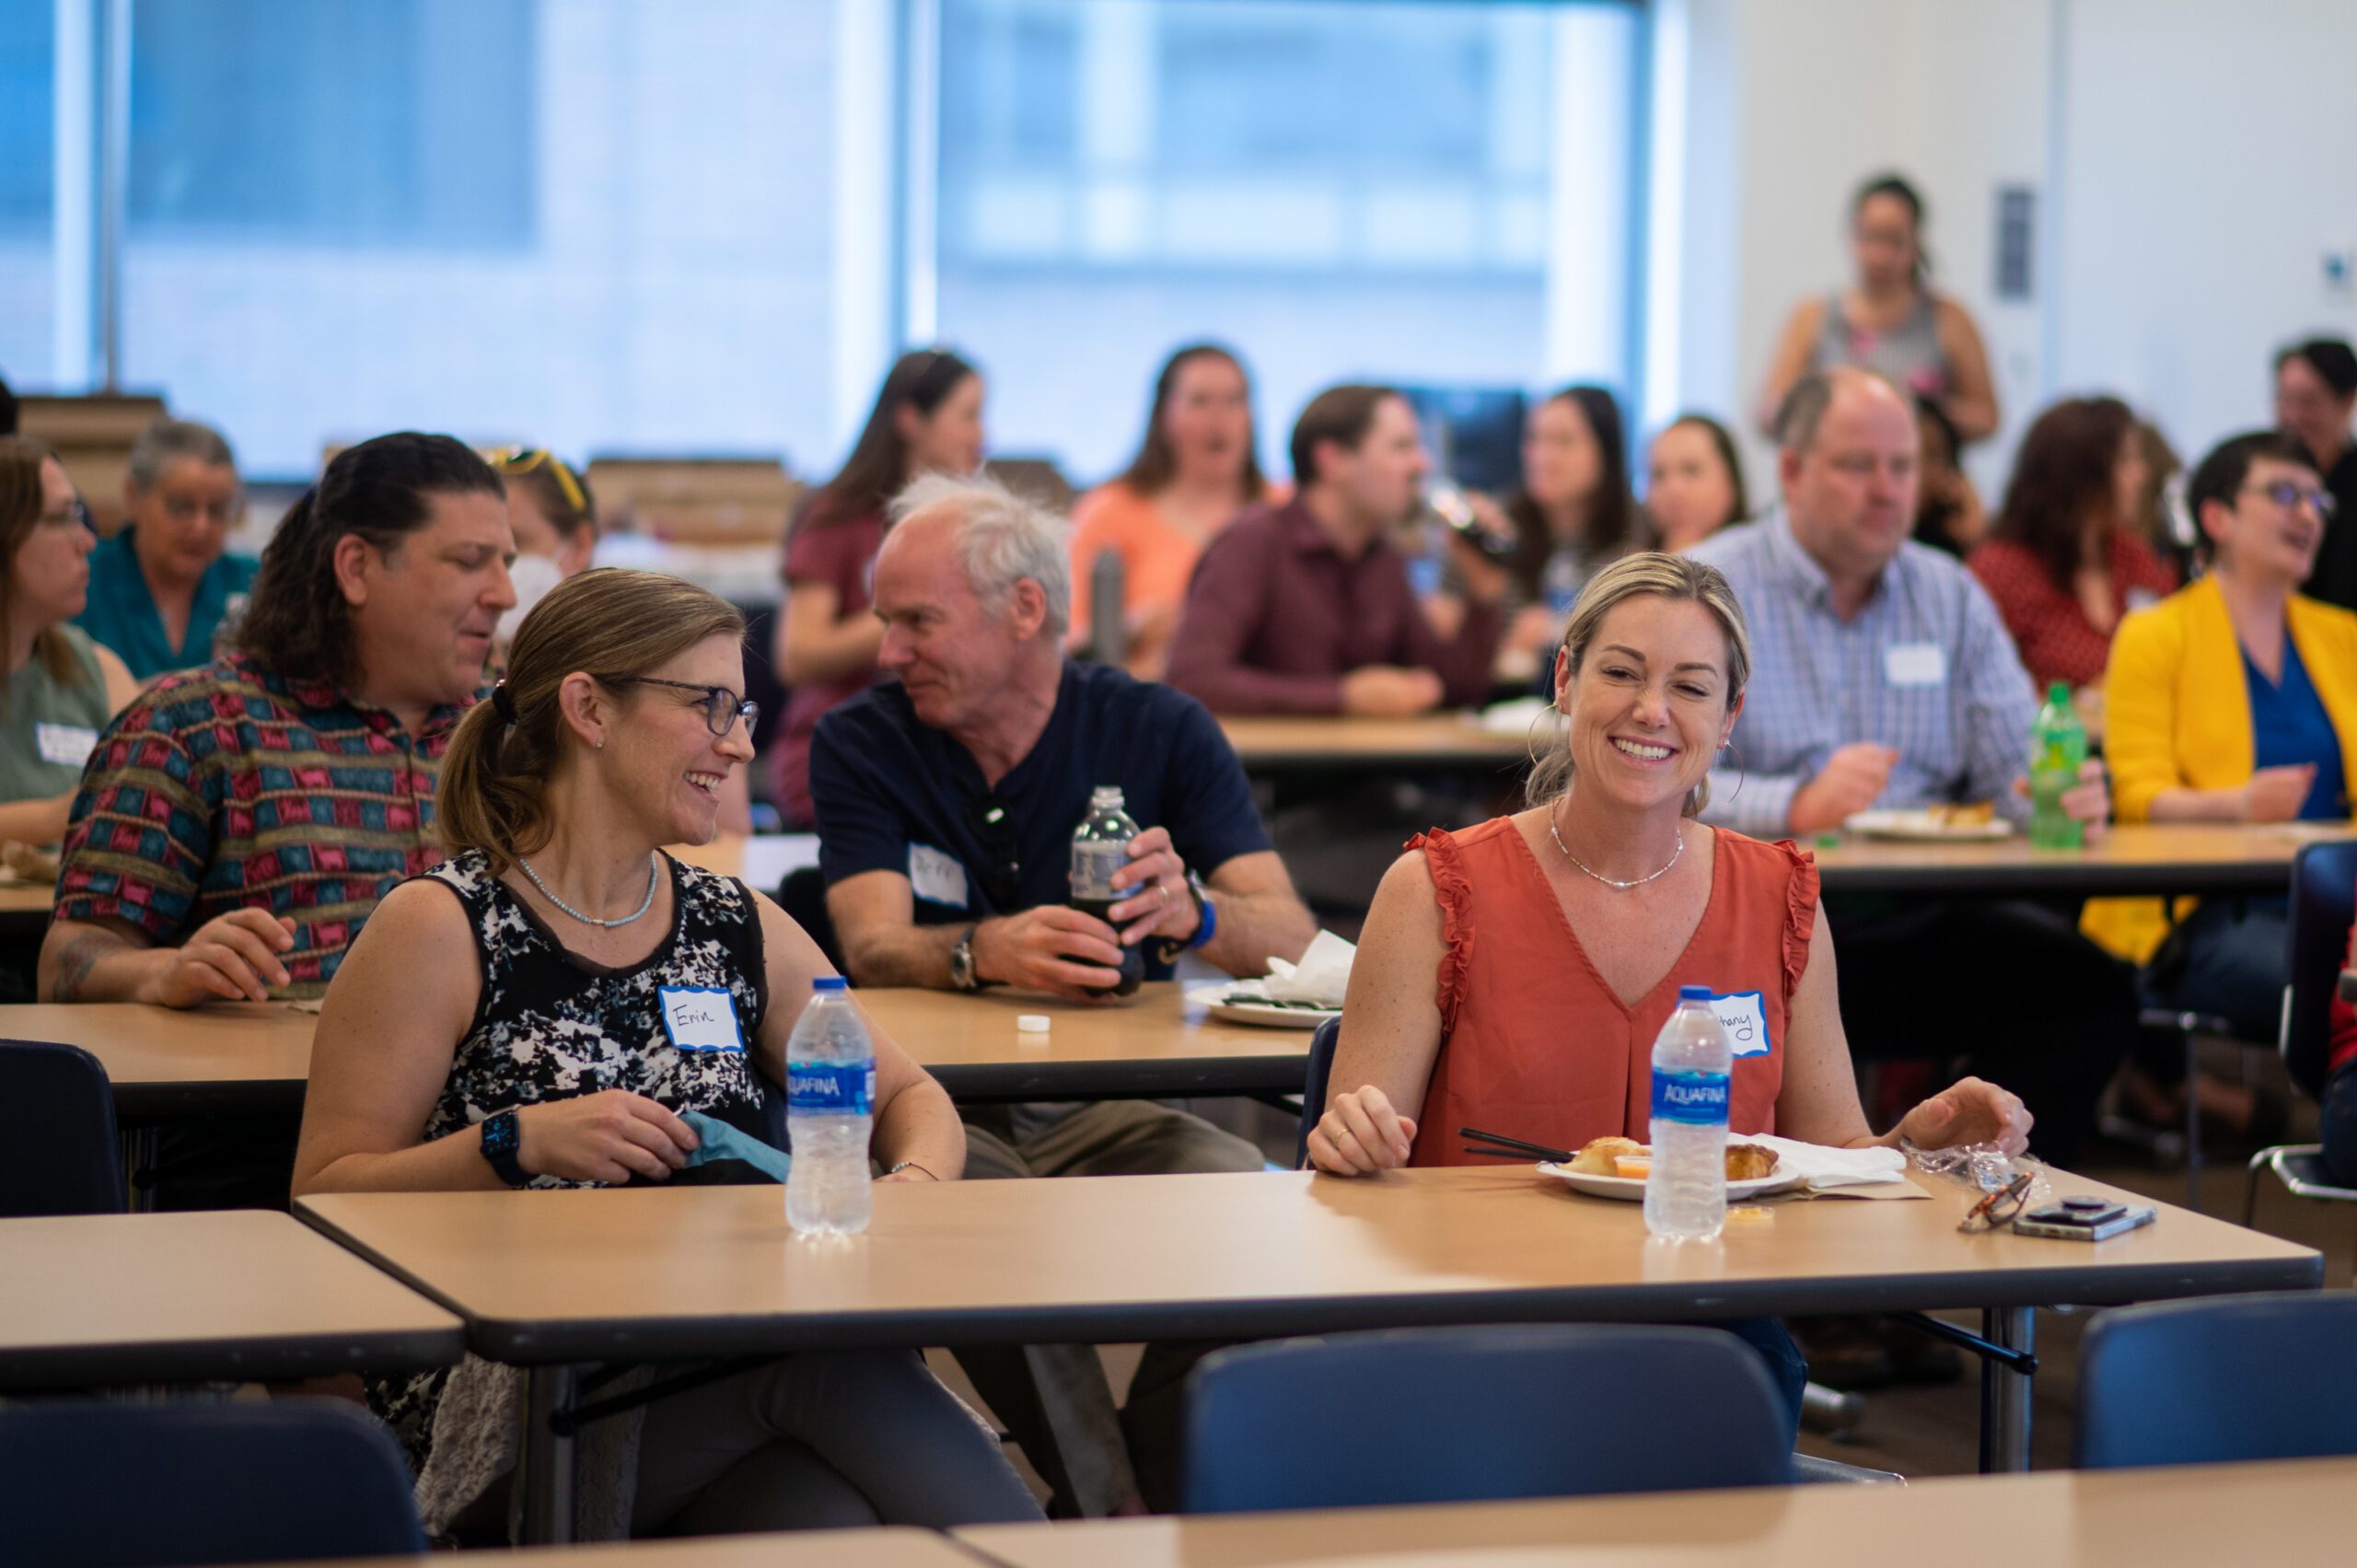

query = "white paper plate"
(1537, 1159), (1796, 1202)
(1843, 808), (2013, 842)
(1185, 981), (1340, 1030)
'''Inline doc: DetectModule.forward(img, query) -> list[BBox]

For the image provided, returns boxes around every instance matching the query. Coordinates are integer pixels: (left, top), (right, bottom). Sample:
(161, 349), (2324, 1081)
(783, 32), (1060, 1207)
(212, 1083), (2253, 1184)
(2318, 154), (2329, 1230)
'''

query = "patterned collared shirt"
(54, 653), (475, 996)
(1687, 509), (2038, 837)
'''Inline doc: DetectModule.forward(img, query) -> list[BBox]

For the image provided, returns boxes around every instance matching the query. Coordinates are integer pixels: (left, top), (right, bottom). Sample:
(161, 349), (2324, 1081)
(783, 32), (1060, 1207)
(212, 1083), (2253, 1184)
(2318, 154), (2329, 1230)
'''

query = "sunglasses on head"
(487, 446), (588, 517)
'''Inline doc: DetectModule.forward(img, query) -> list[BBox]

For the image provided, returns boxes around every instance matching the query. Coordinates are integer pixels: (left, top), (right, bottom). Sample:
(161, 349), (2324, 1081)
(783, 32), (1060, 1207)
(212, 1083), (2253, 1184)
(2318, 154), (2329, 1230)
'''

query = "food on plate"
(1570, 1135), (1644, 1176)
(1927, 801), (1994, 829)
(1724, 1142), (1777, 1180)
(1614, 1156), (1654, 1179)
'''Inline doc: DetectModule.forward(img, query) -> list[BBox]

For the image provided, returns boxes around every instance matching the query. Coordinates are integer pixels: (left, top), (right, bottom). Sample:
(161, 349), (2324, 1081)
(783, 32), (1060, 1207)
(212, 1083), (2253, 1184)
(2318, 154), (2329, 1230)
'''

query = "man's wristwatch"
(948, 924), (983, 993)
(479, 1108), (529, 1187)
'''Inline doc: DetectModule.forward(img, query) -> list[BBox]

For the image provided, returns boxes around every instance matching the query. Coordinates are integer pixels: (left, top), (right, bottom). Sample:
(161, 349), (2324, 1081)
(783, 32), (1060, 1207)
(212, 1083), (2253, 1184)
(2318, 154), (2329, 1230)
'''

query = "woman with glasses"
(0, 436), (139, 850)
(772, 348), (984, 828)
(2097, 432), (2357, 1122)
(293, 567), (1038, 1541)
(76, 418), (255, 680)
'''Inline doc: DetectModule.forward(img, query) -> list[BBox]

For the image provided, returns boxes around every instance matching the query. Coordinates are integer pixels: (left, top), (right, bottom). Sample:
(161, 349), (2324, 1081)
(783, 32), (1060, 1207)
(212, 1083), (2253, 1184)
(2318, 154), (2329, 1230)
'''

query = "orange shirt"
(1068, 482), (1265, 677)
(1404, 818), (1812, 1164)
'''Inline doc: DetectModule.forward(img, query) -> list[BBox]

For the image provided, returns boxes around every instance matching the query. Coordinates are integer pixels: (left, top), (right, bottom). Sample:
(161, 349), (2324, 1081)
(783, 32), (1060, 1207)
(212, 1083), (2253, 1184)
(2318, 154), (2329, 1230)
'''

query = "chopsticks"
(1458, 1126), (1575, 1165)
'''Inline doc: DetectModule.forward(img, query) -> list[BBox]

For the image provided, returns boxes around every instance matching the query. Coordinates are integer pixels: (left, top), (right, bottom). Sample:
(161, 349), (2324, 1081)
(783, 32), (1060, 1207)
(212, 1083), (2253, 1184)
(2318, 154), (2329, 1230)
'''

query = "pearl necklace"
(1548, 804), (1683, 891)
(519, 854), (660, 927)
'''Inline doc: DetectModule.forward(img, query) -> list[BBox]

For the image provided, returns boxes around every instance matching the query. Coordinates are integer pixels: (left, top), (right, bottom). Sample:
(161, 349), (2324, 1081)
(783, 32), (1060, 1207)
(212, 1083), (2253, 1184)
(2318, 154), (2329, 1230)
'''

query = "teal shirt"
(75, 528), (260, 681)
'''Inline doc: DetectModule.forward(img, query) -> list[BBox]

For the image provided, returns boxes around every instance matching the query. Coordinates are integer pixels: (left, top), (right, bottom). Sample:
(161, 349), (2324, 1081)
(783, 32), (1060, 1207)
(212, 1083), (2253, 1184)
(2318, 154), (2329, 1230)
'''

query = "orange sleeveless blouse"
(1405, 818), (1817, 1166)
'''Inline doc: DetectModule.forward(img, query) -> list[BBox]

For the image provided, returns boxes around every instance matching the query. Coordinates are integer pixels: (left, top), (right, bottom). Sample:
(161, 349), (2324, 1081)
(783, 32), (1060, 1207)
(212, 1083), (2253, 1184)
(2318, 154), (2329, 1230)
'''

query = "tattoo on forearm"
(50, 933), (114, 1003)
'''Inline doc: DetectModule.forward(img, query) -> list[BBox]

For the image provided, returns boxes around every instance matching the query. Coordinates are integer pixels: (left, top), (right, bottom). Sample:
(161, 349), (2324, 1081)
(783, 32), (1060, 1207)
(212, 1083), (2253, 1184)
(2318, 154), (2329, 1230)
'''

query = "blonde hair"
(436, 567), (745, 873)
(1525, 551), (1752, 818)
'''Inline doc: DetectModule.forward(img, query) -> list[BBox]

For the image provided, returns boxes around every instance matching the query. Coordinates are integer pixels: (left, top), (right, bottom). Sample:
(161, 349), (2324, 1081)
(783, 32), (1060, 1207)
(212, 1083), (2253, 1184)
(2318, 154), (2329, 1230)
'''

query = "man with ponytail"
(36, 432), (514, 1204)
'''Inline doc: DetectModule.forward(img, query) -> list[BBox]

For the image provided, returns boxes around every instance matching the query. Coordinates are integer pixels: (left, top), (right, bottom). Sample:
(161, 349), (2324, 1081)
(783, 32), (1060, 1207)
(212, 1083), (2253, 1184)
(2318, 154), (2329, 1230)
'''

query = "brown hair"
(236, 432), (504, 688)
(1289, 383), (1400, 489)
(1505, 386), (1645, 600)
(435, 567), (745, 873)
(1113, 343), (1270, 500)
(1991, 396), (2139, 591)
(1526, 552), (1752, 819)
(0, 434), (84, 696)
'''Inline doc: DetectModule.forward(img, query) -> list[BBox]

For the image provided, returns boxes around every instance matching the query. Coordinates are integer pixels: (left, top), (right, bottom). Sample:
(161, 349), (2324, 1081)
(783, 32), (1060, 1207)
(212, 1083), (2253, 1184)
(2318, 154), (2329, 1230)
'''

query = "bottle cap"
(812, 976), (848, 993)
(1678, 984), (1713, 1002)
(2047, 680), (2072, 703)
(1016, 1014), (1051, 1033)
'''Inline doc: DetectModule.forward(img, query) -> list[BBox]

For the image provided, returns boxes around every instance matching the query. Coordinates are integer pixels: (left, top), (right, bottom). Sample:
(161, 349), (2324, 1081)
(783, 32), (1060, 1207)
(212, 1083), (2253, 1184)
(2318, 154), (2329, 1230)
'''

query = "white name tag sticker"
(909, 842), (970, 909)
(658, 985), (745, 1053)
(35, 723), (99, 768)
(1709, 990), (1773, 1058)
(1883, 643), (1947, 688)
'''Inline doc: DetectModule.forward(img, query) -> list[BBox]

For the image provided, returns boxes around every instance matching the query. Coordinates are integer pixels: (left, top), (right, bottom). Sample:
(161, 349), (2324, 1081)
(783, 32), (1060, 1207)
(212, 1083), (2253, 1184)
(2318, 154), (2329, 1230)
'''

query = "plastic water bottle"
(784, 977), (876, 1236)
(1068, 785), (1144, 998)
(2028, 680), (2088, 851)
(1645, 985), (1733, 1241)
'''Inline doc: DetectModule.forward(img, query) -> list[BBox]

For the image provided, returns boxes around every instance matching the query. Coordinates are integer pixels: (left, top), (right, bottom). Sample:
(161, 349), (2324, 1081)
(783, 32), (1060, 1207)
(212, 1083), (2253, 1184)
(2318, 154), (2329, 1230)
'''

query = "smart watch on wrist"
(1156, 870), (1217, 965)
(480, 1108), (529, 1187)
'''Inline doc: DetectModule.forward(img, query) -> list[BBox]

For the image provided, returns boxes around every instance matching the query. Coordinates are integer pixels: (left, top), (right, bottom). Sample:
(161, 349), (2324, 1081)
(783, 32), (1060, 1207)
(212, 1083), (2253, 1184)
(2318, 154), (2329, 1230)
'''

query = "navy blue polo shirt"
(809, 661), (1271, 981)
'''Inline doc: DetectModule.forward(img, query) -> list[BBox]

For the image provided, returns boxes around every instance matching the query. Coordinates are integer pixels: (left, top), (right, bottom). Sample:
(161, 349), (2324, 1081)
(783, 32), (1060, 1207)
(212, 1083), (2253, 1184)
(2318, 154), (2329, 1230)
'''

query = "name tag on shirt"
(1884, 643), (1947, 688)
(659, 986), (745, 1053)
(1707, 990), (1774, 1058)
(35, 723), (99, 768)
(909, 842), (970, 909)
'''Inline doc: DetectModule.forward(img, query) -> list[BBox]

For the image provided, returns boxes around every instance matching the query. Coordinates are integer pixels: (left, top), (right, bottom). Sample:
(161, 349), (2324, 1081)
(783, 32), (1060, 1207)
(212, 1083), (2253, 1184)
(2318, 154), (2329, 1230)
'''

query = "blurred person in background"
(1970, 395), (2176, 731)
(1, 436), (138, 850)
(1759, 172), (2000, 444)
(771, 348), (983, 829)
(1644, 412), (1749, 553)
(1067, 343), (1275, 680)
(76, 419), (256, 681)
(1909, 395), (1986, 558)
(2274, 336), (2357, 610)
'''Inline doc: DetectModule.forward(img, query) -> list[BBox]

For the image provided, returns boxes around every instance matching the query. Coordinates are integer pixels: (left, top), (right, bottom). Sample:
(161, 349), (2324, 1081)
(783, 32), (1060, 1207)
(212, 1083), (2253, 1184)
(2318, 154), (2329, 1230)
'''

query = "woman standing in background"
(1758, 173), (2000, 444)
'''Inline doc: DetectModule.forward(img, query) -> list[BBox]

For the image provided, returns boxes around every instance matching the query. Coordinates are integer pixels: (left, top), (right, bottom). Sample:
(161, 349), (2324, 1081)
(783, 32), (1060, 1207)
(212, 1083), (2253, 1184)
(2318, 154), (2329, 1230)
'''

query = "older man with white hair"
(808, 470), (1316, 1516)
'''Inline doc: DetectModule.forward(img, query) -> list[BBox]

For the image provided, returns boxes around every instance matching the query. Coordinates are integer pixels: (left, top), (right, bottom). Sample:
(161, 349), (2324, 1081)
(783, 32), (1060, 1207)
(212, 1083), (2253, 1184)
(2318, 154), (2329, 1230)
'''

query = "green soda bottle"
(2028, 681), (2088, 850)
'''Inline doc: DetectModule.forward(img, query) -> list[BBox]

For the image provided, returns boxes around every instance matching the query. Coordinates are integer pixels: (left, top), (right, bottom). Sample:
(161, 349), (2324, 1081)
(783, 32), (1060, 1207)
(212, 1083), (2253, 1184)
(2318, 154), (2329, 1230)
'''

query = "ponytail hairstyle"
(435, 567), (746, 874)
(236, 432), (503, 688)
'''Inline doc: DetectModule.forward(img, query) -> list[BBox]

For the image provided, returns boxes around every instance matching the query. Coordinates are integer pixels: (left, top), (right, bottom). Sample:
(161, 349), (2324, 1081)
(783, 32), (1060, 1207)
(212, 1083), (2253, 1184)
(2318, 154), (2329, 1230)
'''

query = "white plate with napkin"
(1187, 930), (1353, 1028)
(1538, 1134), (1920, 1201)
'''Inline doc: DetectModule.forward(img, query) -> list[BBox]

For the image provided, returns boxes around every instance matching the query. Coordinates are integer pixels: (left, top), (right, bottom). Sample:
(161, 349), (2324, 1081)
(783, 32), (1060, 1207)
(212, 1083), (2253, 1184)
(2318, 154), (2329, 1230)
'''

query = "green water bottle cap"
(2047, 680), (2071, 704)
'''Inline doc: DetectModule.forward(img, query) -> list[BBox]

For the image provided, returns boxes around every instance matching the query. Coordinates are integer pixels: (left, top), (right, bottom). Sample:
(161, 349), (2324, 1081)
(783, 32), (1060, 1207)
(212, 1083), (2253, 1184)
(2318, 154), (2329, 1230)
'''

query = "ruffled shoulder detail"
(1769, 836), (1821, 1001)
(1408, 828), (1474, 1035)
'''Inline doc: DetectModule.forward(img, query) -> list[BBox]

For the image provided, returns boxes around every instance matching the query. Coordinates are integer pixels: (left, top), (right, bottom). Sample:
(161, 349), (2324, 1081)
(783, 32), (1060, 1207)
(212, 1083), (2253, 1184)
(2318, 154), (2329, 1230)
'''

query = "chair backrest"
(1295, 1015), (1341, 1167)
(778, 865), (846, 973)
(2075, 1293), (2357, 1469)
(2283, 841), (2357, 1100)
(1180, 1324), (1792, 1515)
(0, 1399), (427, 1565)
(0, 1040), (125, 1216)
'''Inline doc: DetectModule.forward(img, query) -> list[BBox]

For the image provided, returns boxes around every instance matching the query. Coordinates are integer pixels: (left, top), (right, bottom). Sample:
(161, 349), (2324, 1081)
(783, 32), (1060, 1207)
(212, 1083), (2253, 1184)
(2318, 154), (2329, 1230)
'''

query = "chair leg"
(2182, 1028), (2202, 1212)
(2242, 1147), (2270, 1228)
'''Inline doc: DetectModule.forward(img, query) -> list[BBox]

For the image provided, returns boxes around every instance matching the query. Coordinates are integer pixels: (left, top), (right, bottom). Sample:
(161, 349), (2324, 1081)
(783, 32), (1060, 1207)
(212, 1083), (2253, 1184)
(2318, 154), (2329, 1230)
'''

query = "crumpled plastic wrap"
(1906, 1138), (2053, 1211)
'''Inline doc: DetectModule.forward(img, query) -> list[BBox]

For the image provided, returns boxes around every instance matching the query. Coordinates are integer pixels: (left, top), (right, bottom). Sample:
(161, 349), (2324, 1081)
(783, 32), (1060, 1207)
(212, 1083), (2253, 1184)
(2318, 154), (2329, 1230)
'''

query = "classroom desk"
(1219, 714), (1535, 773)
(5, 982), (1311, 1120)
(1810, 821), (2341, 899)
(0, 878), (50, 937)
(956, 1457), (2357, 1568)
(0, 1209), (462, 1390)
(294, 1164), (2318, 1540)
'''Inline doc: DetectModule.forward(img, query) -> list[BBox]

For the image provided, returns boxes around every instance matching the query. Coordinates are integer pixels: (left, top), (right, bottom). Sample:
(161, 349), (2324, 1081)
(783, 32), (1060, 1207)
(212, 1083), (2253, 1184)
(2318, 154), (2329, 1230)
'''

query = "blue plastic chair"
(0, 1399), (427, 1564)
(1294, 1015), (1341, 1167)
(0, 1040), (125, 1216)
(1180, 1324), (1792, 1514)
(2242, 841), (2357, 1253)
(2076, 1293), (2357, 1469)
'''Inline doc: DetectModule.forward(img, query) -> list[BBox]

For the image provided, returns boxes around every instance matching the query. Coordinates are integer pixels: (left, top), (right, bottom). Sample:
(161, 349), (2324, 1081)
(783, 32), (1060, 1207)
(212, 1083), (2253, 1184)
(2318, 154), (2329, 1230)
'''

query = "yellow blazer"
(2086, 575), (2357, 960)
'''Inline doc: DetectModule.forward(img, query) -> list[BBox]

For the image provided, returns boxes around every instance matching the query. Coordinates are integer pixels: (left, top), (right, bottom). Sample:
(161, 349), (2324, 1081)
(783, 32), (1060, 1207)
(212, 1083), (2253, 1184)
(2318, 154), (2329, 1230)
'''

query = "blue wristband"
(1188, 878), (1217, 950)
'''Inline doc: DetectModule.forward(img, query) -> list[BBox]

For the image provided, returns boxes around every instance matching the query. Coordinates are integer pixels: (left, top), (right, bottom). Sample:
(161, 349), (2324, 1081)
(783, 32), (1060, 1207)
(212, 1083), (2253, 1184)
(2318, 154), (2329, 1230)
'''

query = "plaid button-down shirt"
(54, 654), (474, 997)
(1687, 509), (2038, 837)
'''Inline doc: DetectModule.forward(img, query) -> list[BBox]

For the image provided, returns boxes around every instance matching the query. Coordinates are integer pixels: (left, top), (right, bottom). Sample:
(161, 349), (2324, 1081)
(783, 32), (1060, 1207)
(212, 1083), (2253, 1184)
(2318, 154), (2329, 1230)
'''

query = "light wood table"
(268, 1530), (983, 1568)
(858, 981), (1313, 1101)
(1, 1002), (315, 1118)
(1811, 821), (2344, 899)
(958, 1457), (2357, 1567)
(295, 1164), (2318, 1539)
(0, 877), (50, 937)
(0, 1210), (462, 1389)
(1219, 714), (1535, 773)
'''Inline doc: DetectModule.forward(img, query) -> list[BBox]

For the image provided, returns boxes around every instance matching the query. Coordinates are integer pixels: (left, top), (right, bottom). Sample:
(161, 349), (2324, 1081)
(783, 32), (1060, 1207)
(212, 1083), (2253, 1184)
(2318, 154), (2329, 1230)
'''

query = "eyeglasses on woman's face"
(615, 677), (759, 738)
(2241, 479), (2338, 521)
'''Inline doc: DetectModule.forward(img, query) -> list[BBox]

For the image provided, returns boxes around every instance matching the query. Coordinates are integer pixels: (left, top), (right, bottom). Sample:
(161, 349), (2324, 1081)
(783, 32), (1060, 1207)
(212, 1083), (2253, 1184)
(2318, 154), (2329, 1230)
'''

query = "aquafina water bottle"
(784, 976), (876, 1236)
(1645, 984), (1732, 1241)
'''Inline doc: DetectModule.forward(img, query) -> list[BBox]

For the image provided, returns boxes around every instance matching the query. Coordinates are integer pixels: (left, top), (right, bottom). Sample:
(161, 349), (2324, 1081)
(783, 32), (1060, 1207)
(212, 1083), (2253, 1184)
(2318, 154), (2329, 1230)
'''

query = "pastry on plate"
(1570, 1135), (1644, 1176)
(1724, 1142), (1777, 1180)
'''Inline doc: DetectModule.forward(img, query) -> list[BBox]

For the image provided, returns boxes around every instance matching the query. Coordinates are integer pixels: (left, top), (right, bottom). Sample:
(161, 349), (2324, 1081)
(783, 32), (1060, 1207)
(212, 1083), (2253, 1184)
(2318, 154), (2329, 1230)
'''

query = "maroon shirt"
(1165, 498), (1502, 714)
(772, 497), (886, 828)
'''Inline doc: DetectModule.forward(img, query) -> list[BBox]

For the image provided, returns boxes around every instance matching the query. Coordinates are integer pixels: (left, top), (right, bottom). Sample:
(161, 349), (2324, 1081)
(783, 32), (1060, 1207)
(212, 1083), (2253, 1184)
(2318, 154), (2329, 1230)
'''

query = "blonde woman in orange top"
(1308, 552), (2030, 1171)
(1067, 343), (1275, 679)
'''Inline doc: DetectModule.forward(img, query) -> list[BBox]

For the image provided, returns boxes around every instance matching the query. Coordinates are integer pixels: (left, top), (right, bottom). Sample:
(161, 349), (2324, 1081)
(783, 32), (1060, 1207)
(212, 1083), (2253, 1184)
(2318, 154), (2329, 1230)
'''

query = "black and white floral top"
(368, 848), (775, 1475)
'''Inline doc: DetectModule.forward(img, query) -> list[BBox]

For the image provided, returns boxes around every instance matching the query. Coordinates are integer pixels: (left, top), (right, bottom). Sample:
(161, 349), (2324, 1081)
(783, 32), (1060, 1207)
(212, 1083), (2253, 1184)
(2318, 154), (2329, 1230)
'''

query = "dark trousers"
(1827, 898), (2138, 1169)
